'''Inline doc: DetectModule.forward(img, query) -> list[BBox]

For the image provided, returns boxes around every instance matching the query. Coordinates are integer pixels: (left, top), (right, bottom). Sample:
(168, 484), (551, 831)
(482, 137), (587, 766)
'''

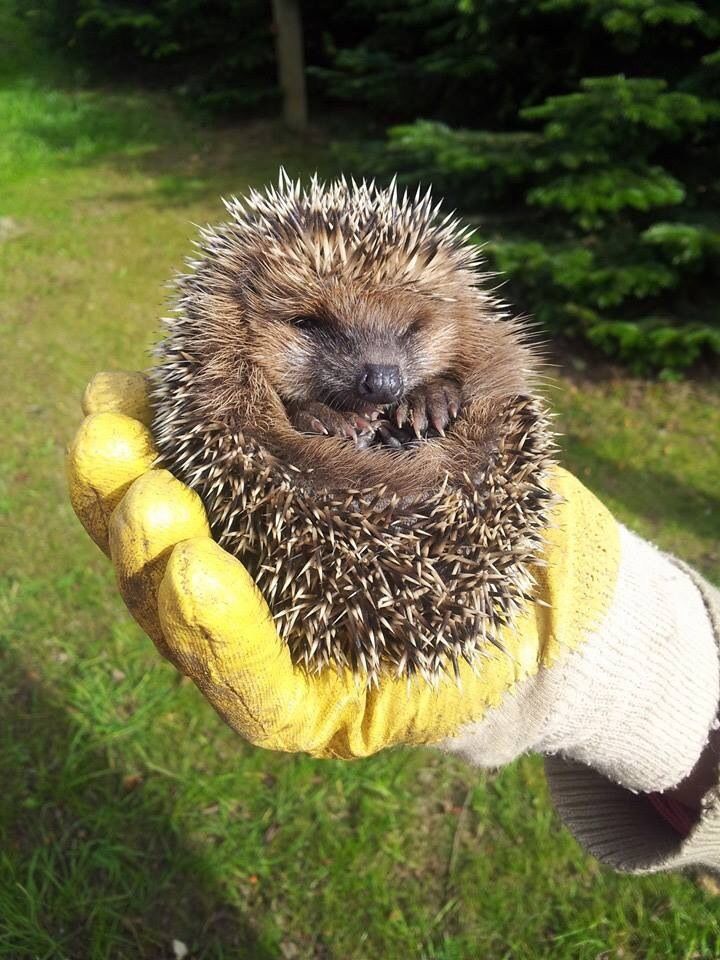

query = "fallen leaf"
(697, 872), (720, 896)
(122, 773), (143, 792)
(263, 823), (279, 844)
(0, 217), (26, 243)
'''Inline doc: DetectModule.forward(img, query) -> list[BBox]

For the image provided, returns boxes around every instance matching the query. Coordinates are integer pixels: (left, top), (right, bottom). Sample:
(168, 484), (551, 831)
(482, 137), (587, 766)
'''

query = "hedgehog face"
(159, 173), (534, 461)
(244, 284), (465, 410)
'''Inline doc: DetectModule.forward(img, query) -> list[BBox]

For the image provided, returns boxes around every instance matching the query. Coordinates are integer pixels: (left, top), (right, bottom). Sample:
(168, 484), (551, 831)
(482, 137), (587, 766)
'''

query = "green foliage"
(584, 316), (720, 369)
(489, 240), (679, 309)
(526, 166), (686, 228)
(356, 121), (540, 209)
(538, 0), (718, 37)
(332, 10), (720, 372)
(16, 0), (280, 112)
(311, 0), (527, 126)
(642, 221), (720, 265)
(523, 76), (719, 171)
(317, 0), (720, 124)
(520, 77), (719, 230)
(15, 0), (720, 369)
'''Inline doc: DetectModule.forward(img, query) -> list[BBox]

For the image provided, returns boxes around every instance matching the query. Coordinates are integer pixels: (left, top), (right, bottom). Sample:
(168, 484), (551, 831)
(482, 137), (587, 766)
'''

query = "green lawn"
(2, 8), (720, 959)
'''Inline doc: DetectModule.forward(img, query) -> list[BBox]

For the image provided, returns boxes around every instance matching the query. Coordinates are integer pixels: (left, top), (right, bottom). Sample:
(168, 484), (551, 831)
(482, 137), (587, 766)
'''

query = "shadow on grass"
(0, 649), (274, 960)
(1, 9), (323, 202)
(1, 12), (326, 207)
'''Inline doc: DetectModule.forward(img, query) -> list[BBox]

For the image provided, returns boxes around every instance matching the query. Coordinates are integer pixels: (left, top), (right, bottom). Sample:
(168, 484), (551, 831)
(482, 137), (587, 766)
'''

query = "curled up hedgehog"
(150, 171), (556, 683)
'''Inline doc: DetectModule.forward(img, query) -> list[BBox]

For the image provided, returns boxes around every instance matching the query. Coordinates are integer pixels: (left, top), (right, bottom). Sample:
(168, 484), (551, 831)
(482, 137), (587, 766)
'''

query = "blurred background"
(1, 0), (719, 957)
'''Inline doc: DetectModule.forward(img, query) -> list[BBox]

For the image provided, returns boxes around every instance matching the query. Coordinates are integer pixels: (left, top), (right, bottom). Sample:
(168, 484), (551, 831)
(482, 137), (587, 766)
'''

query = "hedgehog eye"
(290, 314), (324, 332)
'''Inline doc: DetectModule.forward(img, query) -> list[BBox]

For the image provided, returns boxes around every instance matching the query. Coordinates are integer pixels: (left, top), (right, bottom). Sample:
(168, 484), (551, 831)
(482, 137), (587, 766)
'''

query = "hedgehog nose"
(357, 364), (403, 403)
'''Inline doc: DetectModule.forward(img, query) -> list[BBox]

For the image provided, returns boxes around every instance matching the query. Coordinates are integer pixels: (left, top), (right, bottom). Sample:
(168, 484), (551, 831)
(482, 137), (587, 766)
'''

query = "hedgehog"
(150, 170), (556, 683)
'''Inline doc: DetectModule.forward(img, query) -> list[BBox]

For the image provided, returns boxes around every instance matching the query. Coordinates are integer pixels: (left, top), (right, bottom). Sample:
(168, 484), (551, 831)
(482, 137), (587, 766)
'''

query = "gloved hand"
(67, 372), (718, 797)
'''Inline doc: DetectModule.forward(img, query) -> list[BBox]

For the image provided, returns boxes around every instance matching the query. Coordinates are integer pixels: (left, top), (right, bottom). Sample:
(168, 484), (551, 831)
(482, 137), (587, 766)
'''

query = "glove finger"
(156, 537), (493, 757)
(108, 470), (210, 653)
(156, 535), (544, 758)
(158, 537), (354, 751)
(67, 412), (158, 553)
(82, 370), (153, 425)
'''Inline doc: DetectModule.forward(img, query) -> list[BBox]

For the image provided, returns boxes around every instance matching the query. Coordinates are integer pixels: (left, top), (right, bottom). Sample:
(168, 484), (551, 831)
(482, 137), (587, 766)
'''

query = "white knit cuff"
(441, 527), (719, 795)
(537, 526), (719, 792)
(545, 562), (720, 873)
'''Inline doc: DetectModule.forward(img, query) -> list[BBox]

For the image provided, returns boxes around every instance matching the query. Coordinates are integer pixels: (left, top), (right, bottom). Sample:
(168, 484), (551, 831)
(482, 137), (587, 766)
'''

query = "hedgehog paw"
(289, 401), (379, 449)
(395, 377), (461, 439)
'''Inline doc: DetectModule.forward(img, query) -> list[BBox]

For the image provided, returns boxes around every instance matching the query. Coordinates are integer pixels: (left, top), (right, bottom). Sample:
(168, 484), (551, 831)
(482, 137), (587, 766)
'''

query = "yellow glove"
(67, 371), (717, 794)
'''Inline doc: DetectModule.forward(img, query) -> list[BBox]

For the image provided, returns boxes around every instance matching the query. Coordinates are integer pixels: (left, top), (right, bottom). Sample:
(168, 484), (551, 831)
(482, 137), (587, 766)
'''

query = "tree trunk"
(271, 0), (308, 132)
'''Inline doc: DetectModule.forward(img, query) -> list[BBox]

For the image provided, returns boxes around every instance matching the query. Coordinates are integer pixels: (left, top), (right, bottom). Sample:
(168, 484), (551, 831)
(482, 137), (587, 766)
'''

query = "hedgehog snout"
(356, 363), (403, 404)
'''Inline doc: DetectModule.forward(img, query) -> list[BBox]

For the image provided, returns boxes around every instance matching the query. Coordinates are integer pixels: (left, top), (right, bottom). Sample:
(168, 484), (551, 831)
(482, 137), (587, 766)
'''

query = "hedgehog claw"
(310, 417), (329, 435)
(356, 403), (382, 421)
(352, 414), (374, 433)
(409, 398), (429, 438)
(397, 376), (461, 440)
(291, 401), (370, 445)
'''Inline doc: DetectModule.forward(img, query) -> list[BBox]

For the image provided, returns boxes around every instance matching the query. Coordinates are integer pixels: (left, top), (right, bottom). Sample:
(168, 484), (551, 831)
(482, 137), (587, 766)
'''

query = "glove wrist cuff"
(440, 526), (719, 796)
(538, 526), (719, 793)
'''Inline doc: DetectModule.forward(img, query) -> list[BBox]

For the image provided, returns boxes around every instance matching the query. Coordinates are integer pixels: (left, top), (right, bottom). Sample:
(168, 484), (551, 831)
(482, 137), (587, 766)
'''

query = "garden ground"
(2, 7), (720, 958)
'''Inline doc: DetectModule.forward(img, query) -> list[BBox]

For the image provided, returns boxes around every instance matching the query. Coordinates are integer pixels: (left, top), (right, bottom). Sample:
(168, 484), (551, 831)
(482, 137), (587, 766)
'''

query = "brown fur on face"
(152, 172), (540, 499)
(246, 285), (463, 409)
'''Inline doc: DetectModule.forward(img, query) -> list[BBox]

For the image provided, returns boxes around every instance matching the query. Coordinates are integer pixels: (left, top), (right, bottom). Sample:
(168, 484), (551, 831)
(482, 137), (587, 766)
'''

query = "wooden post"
(271, 0), (308, 132)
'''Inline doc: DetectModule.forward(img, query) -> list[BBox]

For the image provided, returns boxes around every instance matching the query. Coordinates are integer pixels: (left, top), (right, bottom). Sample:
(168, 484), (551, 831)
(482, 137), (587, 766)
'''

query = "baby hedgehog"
(150, 171), (555, 682)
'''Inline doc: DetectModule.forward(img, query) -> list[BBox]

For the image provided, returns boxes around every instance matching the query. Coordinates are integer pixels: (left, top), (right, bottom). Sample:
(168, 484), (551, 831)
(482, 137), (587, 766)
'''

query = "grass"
(2, 6), (720, 958)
